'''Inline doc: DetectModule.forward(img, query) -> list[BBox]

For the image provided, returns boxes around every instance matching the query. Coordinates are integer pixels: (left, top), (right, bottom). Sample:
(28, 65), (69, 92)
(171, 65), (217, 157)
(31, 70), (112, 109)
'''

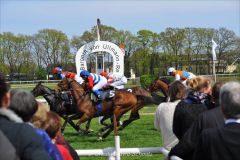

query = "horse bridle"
(67, 78), (87, 97)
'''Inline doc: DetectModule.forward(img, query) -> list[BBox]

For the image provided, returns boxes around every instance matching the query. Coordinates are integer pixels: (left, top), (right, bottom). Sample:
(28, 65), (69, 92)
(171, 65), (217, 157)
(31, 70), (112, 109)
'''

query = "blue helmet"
(80, 70), (90, 77)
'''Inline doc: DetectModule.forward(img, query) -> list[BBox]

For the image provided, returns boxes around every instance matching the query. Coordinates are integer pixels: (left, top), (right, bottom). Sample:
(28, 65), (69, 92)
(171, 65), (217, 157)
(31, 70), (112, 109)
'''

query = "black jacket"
(169, 107), (225, 160)
(193, 123), (240, 160)
(0, 109), (51, 160)
(0, 129), (19, 160)
(173, 100), (207, 140)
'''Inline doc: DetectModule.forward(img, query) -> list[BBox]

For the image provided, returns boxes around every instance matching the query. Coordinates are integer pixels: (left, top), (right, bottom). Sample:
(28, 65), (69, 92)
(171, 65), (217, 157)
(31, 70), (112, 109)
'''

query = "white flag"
(212, 39), (217, 61)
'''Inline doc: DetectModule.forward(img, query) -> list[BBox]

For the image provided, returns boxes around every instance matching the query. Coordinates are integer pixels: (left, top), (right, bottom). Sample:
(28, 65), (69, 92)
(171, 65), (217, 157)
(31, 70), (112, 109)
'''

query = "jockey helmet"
(100, 72), (109, 77)
(80, 70), (90, 77)
(53, 67), (62, 74)
(167, 67), (175, 75)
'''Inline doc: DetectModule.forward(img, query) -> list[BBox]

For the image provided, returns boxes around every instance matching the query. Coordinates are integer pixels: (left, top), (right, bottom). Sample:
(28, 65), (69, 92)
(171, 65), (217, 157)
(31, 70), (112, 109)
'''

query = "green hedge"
(140, 74), (157, 88)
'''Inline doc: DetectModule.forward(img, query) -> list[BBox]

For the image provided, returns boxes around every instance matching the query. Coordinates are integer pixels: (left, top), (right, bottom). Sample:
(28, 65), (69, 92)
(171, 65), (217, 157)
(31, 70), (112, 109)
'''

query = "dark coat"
(0, 109), (51, 160)
(169, 107), (225, 160)
(193, 123), (240, 160)
(0, 129), (19, 160)
(173, 100), (207, 140)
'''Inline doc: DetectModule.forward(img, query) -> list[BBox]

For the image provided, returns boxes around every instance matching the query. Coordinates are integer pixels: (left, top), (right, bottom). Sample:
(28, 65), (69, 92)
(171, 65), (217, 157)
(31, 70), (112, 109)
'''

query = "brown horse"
(149, 78), (169, 97)
(58, 78), (141, 139)
(58, 78), (166, 137)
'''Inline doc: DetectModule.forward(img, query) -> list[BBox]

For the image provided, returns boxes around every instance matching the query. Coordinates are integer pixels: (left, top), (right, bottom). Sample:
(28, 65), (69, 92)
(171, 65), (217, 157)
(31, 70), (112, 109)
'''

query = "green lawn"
(64, 114), (165, 160)
(11, 82), (166, 159)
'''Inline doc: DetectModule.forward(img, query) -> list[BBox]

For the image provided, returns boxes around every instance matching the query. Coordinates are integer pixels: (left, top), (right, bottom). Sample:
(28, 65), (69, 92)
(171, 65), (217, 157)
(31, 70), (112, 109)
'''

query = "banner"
(212, 39), (217, 61)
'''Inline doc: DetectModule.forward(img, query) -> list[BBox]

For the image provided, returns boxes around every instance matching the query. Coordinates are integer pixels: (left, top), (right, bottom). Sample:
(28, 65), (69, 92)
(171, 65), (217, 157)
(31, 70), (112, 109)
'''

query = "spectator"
(172, 76), (212, 140)
(32, 102), (79, 160)
(193, 81), (240, 160)
(0, 73), (51, 160)
(9, 89), (63, 160)
(154, 81), (186, 150)
(46, 111), (73, 160)
(169, 82), (225, 160)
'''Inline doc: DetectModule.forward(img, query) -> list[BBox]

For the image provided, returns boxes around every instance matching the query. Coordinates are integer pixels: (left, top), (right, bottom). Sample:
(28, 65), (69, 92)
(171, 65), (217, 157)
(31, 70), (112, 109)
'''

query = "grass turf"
(63, 114), (165, 160)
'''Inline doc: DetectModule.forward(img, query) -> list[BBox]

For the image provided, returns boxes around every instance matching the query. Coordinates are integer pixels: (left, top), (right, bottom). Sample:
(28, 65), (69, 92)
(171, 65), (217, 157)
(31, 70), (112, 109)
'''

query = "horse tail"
(136, 95), (164, 106)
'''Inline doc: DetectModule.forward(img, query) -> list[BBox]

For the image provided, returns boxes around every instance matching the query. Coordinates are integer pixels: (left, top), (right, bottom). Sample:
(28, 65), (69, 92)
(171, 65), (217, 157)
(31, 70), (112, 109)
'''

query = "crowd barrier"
(75, 146), (182, 160)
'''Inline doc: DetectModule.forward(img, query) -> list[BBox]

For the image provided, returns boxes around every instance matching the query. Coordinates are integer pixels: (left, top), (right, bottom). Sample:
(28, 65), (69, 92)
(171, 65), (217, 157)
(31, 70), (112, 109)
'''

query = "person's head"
(220, 82), (240, 119)
(53, 67), (62, 74)
(45, 111), (61, 139)
(186, 76), (212, 94)
(9, 89), (38, 122)
(211, 81), (225, 105)
(0, 73), (10, 108)
(31, 102), (49, 129)
(167, 67), (176, 76)
(80, 70), (90, 80)
(100, 72), (109, 79)
(168, 80), (186, 102)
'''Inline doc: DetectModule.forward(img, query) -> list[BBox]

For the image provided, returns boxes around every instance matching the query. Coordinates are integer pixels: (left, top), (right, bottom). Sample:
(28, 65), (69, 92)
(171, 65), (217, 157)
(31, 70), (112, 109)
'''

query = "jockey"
(167, 67), (196, 85)
(100, 72), (128, 89)
(53, 67), (83, 84)
(80, 70), (107, 99)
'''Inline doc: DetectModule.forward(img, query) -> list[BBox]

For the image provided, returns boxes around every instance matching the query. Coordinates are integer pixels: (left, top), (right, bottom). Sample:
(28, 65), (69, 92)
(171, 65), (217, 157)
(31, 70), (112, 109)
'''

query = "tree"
(71, 31), (94, 52)
(214, 28), (237, 73)
(32, 29), (70, 75)
(160, 28), (185, 69)
(1, 32), (34, 76)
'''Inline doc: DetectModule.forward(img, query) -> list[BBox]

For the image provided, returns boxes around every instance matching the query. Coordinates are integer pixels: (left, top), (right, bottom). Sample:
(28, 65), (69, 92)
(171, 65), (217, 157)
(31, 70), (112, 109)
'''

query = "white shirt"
(154, 100), (180, 150)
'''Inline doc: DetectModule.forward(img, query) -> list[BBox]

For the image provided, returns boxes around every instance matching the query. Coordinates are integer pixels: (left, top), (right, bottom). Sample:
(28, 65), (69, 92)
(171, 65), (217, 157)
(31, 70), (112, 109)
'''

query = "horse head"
(58, 78), (70, 91)
(58, 78), (87, 98)
(149, 79), (160, 92)
(149, 79), (169, 97)
(31, 81), (52, 97)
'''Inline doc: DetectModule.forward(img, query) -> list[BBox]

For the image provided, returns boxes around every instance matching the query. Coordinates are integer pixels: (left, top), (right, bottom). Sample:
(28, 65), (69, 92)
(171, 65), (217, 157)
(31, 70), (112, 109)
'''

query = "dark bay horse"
(31, 82), (91, 133)
(149, 78), (169, 98)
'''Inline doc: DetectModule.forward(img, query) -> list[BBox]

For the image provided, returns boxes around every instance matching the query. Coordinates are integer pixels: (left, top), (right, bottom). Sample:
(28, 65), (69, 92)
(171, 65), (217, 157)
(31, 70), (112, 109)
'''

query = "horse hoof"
(97, 137), (103, 141)
(87, 129), (94, 133)
(118, 121), (123, 126)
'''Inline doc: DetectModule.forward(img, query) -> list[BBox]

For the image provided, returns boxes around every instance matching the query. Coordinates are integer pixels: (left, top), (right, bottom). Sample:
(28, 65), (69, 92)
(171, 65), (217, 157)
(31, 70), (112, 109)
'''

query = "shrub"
(140, 74), (157, 88)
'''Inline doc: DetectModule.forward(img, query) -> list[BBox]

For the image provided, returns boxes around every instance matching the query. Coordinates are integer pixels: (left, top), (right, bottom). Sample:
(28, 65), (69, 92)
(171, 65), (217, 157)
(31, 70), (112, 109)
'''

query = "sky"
(1, 0), (240, 38)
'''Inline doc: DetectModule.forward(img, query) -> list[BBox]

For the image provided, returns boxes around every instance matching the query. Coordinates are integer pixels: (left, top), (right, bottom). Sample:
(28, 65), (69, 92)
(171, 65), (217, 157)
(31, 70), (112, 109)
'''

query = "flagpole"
(213, 60), (216, 82)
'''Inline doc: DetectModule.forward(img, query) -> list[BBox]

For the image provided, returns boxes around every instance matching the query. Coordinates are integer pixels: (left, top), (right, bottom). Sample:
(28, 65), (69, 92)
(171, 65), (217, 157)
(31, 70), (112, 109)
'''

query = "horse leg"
(67, 114), (82, 132)
(100, 115), (111, 126)
(99, 106), (131, 139)
(75, 113), (92, 134)
(61, 118), (68, 133)
(97, 115), (112, 136)
(119, 111), (140, 130)
(85, 119), (94, 132)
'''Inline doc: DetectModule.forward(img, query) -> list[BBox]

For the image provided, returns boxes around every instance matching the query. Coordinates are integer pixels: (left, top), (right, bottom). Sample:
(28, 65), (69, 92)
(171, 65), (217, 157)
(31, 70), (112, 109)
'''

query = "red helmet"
(53, 67), (62, 74)
(100, 72), (109, 77)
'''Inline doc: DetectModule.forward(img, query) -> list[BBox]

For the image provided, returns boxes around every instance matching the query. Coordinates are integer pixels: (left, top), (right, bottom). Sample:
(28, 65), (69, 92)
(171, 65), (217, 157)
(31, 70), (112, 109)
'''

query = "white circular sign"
(75, 41), (124, 76)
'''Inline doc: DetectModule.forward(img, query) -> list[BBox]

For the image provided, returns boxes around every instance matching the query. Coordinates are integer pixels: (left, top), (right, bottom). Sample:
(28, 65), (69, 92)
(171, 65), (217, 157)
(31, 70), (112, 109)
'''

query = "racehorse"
(149, 78), (169, 98)
(31, 82), (92, 133)
(58, 78), (148, 139)
(58, 78), (165, 139)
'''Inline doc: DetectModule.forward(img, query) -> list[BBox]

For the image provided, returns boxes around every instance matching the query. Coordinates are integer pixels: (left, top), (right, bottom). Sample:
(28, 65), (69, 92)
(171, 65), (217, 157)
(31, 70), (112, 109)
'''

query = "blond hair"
(186, 76), (211, 91)
(31, 102), (48, 129)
